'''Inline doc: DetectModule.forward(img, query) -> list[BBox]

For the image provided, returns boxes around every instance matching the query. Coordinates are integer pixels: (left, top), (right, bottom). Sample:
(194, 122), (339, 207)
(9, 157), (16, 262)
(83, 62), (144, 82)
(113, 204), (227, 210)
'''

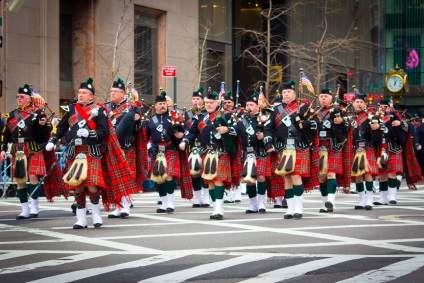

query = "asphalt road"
(1, 181), (424, 283)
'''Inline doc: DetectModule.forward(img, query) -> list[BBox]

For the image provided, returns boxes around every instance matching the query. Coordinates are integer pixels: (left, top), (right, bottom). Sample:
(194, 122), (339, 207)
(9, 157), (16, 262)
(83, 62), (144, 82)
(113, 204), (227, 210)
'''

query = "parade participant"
(0, 84), (52, 219)
(411, 115), (424, 176)
(316, 88), (350, 213)
(241, 93), (271, 213)
(349, 88), (383, 210)
(105, 78), (147, 218)
(180, 91), (242, 220)
(146, 90), (193, 213)
(264, 80), (319, 220)
(46, 78), (136, 229)
(186, 87), (210, 208)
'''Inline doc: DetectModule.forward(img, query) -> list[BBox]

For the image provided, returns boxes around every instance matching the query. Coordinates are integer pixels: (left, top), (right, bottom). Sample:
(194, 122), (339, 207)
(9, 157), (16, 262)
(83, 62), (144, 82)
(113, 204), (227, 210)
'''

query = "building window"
(134, 7), (164, 98)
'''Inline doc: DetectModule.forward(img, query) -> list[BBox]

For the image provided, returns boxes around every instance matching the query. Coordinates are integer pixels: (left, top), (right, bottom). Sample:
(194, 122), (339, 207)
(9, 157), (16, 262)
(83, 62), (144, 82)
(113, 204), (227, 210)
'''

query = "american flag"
(300, 73), (315, 95)
(258, 86), (269, 108)
(219, 82), (226, 100)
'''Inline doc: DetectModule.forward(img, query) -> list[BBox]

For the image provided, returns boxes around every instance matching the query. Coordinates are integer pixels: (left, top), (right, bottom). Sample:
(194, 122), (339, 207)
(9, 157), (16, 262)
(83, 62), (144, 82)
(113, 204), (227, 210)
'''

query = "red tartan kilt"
(124, 148), (136, 175)
(64, 146), (106, 190)
(202, 152), (232, 184)
(282, 149), (310, 177)
(12, 145), (46, 177)
(149, 150), (181, 178)
(351, 147), (379, 176)
(379, 151), (403, 174)
(256, 156), (271, 177)
(319, 140), (343, 174)
(268, 151), (285, 198)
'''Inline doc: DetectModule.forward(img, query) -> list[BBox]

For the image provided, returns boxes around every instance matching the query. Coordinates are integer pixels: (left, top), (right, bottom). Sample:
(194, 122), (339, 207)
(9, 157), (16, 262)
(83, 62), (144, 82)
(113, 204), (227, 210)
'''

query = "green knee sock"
(379, 181), (388, 192)
(17, 188), (28, 203)
(165, 180), (175, 194)
(388, 178), (397, 189)
(246, 184), (257, 198)
(285, 188), (294, 199)
(356, 182), (364, 193)
(366, 181), (374, 192)
(293, 184), (303, 197)
(156, 183), (167, 197)
(327, 178), (337, 194)
(214, 185), (225, 199)
(192, 177), (202, 191)
(28, 184), (39, 200)
(209, 189), (216, 202)
(257, 182), (267, 195)
(319, 182), (328, 197)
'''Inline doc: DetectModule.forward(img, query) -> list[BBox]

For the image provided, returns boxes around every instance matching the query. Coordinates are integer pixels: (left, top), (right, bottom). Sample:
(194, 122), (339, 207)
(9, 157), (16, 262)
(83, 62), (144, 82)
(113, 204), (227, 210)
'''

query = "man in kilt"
(316, 88), (350, 213)
(242, 93), (271, 213)
(264, 80), (319, 220)
(105, 78), (147, 218)
(185, 87), (210, 208)
(146, 90), (192, 213)
(349, 89), (383, 210)
(374, 97), (409, 205)
(180, 91), (242, 220)
(1, 84), (53, 219)
(46, 78), (137, 229)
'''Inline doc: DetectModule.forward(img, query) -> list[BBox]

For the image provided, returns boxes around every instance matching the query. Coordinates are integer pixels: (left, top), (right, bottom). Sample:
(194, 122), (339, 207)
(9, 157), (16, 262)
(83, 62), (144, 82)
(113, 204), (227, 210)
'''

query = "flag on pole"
(300, 73), (315, 95)
(219, 82), (226, 100)
(258, 86), (270, 108)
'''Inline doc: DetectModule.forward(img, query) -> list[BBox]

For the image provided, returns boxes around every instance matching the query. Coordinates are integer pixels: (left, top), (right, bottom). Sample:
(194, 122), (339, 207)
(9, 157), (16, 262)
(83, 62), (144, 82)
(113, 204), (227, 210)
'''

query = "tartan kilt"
(319, 140), (343, 175)
(202, 152), (232, 184)
(149, 150), (181, 178)
(64, 146), (106, 190)
(283, 148), (310, 177)
(267, 151), (285, 198)
(256, 155), (271, 177)
(12, 144), (46, 177)
(379, 151), (403, 174)
(351, 147), (379, 177)
(123, 148), (136, 175)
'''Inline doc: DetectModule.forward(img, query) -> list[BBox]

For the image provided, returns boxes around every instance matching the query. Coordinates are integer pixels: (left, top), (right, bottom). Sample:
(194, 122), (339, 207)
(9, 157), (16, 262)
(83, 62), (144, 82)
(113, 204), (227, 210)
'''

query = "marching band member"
(349, 89), (383, 210)
(46, 78), (136, 229)
(186, 87), (210, 208)
(105, 78), (147, 218)
(146, 90), (193, 213)
(180, 90), (242, 220)
(1, 84), (53, 219)
(242, 93), (271, 213)
(316, 88), (350, 212)
(264, 80), (319, 220)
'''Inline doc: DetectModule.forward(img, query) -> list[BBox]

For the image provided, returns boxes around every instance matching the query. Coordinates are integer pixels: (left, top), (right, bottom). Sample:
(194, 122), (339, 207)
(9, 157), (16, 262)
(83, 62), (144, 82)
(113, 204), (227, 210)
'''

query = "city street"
(1, 181), (424, 282)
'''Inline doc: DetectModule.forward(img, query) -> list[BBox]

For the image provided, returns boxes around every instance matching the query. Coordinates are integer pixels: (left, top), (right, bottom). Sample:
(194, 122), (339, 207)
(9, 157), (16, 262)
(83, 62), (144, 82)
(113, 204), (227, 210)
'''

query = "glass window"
(199, 0), (231, 44)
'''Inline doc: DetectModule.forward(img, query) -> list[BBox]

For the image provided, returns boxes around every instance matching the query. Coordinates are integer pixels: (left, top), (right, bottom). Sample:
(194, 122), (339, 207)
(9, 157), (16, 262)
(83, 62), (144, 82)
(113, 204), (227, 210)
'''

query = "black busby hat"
(155, 89), (167, 103)
(379, 96), (392, 106)
(246, 93), (259, 104)
(18, 84), (32, 96)
(79, 78), (95, 95)
(282, 80), (296, 91)
(112, 77), (126, 92)
(192, 87), (204, 98)
(353, 86), (366, 101)
(205, 91), (219, 100)
(223, 90), (234, 102)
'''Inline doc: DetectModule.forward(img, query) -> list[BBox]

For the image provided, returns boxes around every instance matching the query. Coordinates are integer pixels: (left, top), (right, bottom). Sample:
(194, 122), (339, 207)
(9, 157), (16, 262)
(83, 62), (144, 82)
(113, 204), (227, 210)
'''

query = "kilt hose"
(267, 151), (285, 199)
(63, 145), (106, 190)
(319, 139), (343, 175)
(12, 144), (46, 177)
(379, 150), (403, 175)
(149, 150), (181, 179)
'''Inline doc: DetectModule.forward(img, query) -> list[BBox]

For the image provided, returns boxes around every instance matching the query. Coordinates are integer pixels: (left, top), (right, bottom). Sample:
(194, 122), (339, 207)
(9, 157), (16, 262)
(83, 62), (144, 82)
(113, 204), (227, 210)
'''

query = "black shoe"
(108, 214), (120, 218)
(192, 203), (201, 208)
(282, 199), (288, 208)
(284, 214), (293, 219)
(201, 203), (210, 207)
(389, 200), (397, 205)
(157, 200), (162, 205)
(120, 212), (129, 218)
(354, 205), (364, 210)
(319, 208), (328, 213)
(30, 214), (38, 218)
(73, 224), (87, 229)
(93, 223), (102, 228)
(214, 214), (223, 220)
(293, 213), (302, 219)
(156, 208), (167, 213)
(274, 204), (282, 208)
(396, 179), (401, 190)
(224, 200), (234, 204)
(130, 204), (134, 208)
(373, 201), (388, 205)
(365, 205), (373, 210)
(325, 201), (333, 210)
(16, 215), (30, 220)
(259, 209), (266, 213)
(245, 209), (258, 214)
(166, 208), (174, 213)
(71, 203), (77, 214)
(235, 200), (241, 203)
(210, 214), (216, 219)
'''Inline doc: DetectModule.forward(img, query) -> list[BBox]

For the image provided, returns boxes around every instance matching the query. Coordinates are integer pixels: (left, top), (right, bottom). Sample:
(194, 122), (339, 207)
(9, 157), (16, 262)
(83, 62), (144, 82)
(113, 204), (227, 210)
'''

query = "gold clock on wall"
(385, 64), (408, 95)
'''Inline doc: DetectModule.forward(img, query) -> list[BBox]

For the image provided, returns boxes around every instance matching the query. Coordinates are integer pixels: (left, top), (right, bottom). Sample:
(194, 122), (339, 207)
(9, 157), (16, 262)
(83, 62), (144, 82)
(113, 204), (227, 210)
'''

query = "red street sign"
(162, 66), (177, 77)
(344, 93), (355, 102)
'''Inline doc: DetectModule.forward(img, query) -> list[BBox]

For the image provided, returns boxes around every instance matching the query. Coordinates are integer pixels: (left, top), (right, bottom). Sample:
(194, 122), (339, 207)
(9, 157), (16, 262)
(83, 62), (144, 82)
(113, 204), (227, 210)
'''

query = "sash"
(151, 115), (169, 139)
(199, 112), (221, 139)
(12, 109), (32, 135)
(276, 104), (302, 139)
(74, 104), (97, 130)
